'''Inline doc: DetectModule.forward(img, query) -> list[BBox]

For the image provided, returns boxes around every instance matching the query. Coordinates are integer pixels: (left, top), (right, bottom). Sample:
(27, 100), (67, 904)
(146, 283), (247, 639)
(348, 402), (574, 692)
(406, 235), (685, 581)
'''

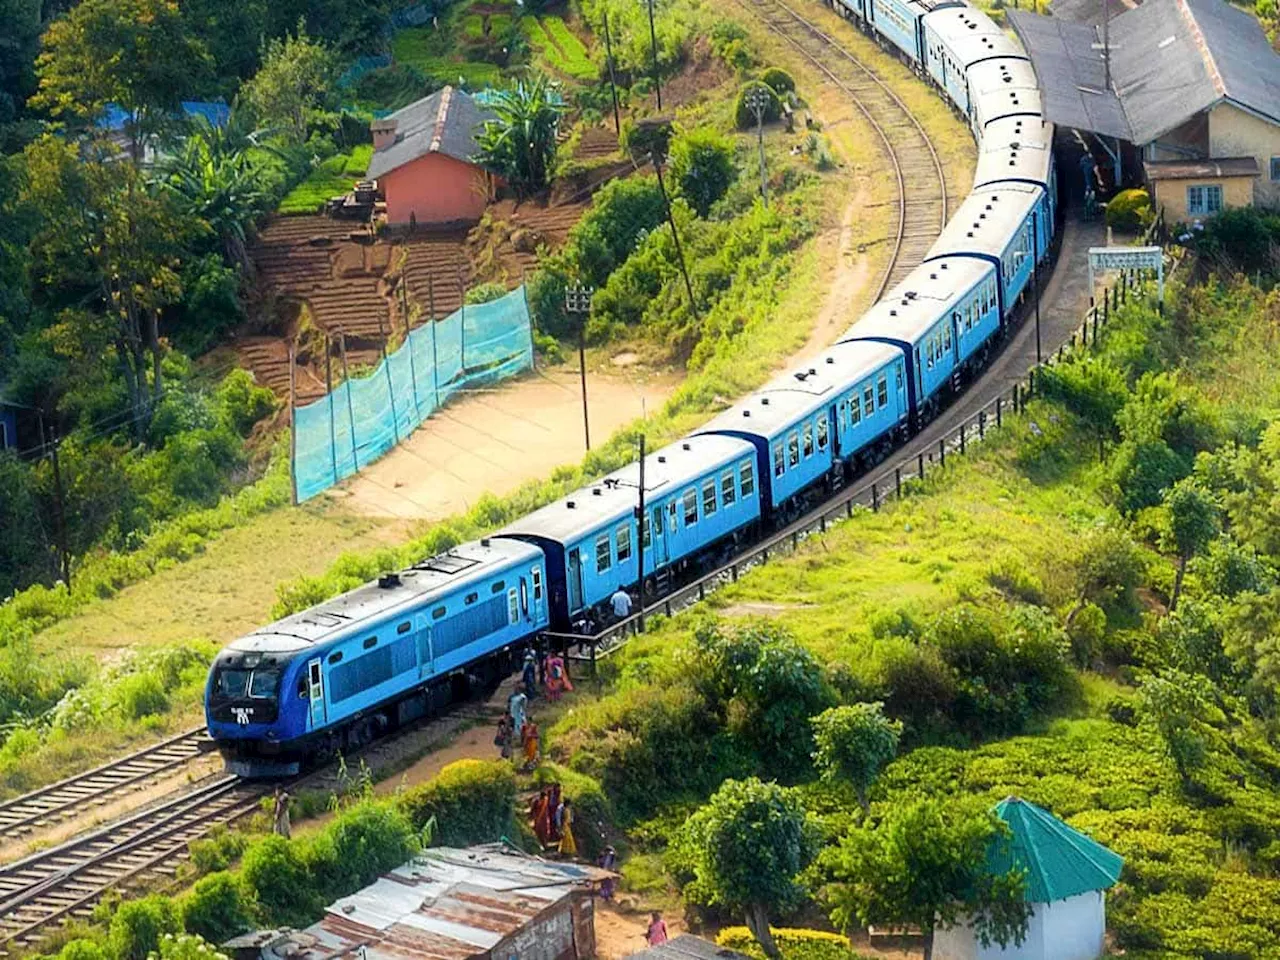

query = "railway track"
(0, 728), (213, 845)
(736, 0), (950, 294)
(0, 776), (266, 952)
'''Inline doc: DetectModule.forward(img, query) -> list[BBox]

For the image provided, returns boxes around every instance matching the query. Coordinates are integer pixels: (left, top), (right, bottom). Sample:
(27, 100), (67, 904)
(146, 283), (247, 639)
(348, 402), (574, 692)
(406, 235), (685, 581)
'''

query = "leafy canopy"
(477, 73), (565, 198)
(811, 703), (902, 814)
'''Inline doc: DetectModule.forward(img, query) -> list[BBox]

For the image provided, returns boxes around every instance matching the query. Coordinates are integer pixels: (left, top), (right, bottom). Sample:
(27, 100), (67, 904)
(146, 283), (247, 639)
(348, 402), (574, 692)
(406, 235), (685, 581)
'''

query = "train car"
(925, 183), (1050, 319)
(869, 0), (961, 68)
(841, 257), (999, 421)
(206, 539), (548, 775)
(697, 340), (908, 521)
(922, 6), (1027, 117)
(968, 57), (1043, 132)
(832, 0), (870, 28)
(495, 435), (760, 628)
(974, 116), (1058, 226)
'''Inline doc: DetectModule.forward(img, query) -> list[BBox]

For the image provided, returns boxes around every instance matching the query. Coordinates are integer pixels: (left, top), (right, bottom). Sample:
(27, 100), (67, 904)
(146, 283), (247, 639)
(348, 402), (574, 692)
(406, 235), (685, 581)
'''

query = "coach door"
(307, 658), (326, 728)
(567, 548), (584, 612)
(415, 612), (434, 679)
(530, 567), (545, 622)
(651, 505), (670, 567)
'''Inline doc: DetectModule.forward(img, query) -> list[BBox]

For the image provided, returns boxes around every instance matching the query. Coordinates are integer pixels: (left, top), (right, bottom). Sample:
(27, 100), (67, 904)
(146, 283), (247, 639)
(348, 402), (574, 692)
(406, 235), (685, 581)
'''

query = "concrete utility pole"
(745, 86), (772, 203)
(565, 283), (594, 451)
(1102, 0), (1112, 91)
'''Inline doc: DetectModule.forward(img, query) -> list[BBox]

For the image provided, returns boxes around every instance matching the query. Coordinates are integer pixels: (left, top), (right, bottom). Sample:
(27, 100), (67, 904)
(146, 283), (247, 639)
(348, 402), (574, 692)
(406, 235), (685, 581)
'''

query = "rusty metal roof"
(259, 846), (614, 960)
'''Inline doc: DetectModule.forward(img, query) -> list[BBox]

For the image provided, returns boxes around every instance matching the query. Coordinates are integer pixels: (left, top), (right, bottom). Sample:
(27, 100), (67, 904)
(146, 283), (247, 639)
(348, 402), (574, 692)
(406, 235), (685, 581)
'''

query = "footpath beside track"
(736, 0), (950, 294)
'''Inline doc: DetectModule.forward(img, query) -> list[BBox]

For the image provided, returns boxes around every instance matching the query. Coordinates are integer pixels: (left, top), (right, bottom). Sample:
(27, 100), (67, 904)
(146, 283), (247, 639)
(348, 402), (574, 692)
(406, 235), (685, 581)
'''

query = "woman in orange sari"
(521, 717), (540, 770)
(545, 653), (573, 701)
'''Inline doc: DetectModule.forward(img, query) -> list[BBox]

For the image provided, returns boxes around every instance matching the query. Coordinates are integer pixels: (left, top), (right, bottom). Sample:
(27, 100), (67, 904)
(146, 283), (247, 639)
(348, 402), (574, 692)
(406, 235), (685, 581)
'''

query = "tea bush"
(718, 927), (872, 960)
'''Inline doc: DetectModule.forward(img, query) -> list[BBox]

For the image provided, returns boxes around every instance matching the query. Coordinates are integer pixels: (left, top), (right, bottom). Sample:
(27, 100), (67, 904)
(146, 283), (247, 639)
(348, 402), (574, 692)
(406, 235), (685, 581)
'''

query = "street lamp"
(565, 283), (594, 451)
(744, 86), (772, 203)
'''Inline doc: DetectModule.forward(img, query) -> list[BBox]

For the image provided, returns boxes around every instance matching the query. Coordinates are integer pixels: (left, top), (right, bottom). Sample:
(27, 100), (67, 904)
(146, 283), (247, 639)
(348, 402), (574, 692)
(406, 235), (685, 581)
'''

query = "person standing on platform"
(508, 683), (528, 737)
(522, 652), (538, 699)
(610, 585), (632, 622)
(272, 786), (292, 839)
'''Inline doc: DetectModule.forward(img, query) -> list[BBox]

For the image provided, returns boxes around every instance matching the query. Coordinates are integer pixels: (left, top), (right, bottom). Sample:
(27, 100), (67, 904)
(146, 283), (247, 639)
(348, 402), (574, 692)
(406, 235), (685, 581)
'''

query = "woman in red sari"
(531, 788), (553, 847)
(545, 652), (573, 701)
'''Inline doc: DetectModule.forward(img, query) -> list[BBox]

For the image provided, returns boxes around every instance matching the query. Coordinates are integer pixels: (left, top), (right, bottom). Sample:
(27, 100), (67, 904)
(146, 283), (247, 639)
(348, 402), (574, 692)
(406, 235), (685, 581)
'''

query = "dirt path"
(331, 364), (679, 520)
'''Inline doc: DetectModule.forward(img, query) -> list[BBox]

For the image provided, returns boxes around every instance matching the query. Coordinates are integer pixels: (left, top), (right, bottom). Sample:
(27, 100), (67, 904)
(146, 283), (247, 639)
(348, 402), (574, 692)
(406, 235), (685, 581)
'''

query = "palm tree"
(477, 72), (566, 198)
(160, 114), (267, 275)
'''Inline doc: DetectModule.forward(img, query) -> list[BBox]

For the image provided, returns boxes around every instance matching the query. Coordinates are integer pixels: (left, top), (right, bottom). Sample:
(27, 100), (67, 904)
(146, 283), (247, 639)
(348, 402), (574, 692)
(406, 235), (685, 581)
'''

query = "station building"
(367, 87), (500, 228)
(1008, 0), (1280, 221)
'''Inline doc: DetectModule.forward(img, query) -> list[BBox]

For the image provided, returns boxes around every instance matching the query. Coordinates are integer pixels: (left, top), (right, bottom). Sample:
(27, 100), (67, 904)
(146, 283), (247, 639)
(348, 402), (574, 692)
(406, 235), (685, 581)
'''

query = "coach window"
(942, 323), (952, 353)
(787, 431), (800, 468)
(740, 460), (755, 498)
(864, 386), (875, 417)
(668, 500), (679, 531)
(817, 413), (829, 451)
(802, 422), (814, 458)
(702, 479), (718, 517)
(721, 470), (736, 506)
(596, 533), (612, 573)
(432, 605), (446, 619)
(773, 443), (785, 477)
(683, 488), (699, 525)
(877, 376), (889, 408)
(491, 581), (505, 594)
(616, 523), (633, 563)
(465, 592), (478, 605)
(850, 393), (861, 425)
(363, 636), (378, 649)
(328, 651), (343, 665)
(895, 366), (904, 390)
(397, 621), (411, 634)
(532, 567), (543, 601)
(508, 588), (520, 625)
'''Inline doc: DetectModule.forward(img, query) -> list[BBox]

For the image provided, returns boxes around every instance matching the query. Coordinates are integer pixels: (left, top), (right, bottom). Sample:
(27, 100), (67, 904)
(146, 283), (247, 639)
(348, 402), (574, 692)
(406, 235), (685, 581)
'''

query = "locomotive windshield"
(213, 666), (280, 701)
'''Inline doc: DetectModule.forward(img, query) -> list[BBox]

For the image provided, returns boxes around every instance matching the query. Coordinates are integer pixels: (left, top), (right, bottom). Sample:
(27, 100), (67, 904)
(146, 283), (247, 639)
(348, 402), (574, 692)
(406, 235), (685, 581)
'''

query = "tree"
(1067, 525), (1147, 627)
(0, 0), (41, 129)
(670, 127), (736, 217)
(1038, 357), (1127, 459)
(1162, 479), (1219, 611)
(823, 798), (1030, 960)
(240, 23), (337, 143)
(33, 0), (210, 159)
(1138, 669), (1221, 789)
(675, 778), (816, 959)
(477, 73), (565, 198)
(180, 872), (256, 944)
(811, 703), (902, 818)
(22, 136), (199, 439)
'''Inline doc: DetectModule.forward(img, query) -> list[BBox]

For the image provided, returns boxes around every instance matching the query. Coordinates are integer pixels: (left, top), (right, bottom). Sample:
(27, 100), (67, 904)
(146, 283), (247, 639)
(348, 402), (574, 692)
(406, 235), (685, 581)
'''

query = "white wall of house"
(934, 891), (1105, 960)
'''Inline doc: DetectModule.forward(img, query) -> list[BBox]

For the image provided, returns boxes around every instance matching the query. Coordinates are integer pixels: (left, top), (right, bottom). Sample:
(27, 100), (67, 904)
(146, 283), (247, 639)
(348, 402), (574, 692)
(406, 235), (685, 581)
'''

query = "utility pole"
(647, 0), (662, 110)
(651, 148), (699, 323)
(602, 13), (622, 136)
(745, 86), (771, 203)
(565, 283), (594, 451)
(635, 432), (646, 633)
(1102, 0), (1111, 92)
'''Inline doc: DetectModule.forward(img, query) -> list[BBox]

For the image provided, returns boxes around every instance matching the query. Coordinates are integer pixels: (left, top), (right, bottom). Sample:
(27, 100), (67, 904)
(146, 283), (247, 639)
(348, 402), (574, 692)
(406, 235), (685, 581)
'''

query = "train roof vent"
(929, 273), (937, 280)
(658, 455), (668, 462)
(809, 367), (817, 375)
(417, 553), (480, 576)
(761, 397), (770, 405)
(826, 356), (835, 364)
(889, 309), (898, 316)
(592, 487), (603, 496)
(980, 213), (987, 220)
(941, 262), (949, 269)
(566, 500), (576, 509)
(966, 231), (974, 238)
(743, 409), (751, 417)
(480, 537), (490, 546)
(794, 370), (809, 381)
(681, 442), (691, 451)
(378, 573), (402, 589)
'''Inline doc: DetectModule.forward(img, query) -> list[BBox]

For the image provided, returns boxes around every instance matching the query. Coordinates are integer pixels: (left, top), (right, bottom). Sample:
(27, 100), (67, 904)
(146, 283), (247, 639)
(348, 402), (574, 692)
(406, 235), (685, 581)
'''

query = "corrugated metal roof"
(987, 797), (1123, 903)
(260, 846), (615, 960)
(1010, 0), (1280, 145)
(627, 935), (752, 960)
(367, 87), (497, 180)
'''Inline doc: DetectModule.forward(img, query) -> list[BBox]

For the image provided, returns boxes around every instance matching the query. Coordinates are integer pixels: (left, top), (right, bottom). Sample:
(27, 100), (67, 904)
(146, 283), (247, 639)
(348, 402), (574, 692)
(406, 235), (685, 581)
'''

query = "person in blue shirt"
(610, 585), (633, 621)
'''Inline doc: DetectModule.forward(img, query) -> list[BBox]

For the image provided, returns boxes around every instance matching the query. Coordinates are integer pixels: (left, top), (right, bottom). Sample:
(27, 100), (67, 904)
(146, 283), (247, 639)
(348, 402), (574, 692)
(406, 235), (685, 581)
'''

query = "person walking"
(495, 713), (513, 759)
(610, 585), (632, 622)
(598, 846), (618, 900)
(272, 786), (291, 839)
(508, 683), (528, 736)
(545, 651), (573, 701)
(645, 911), (669, 947)
(521, 716), (540, 770)
(522, 652), (538, 698)
(556, 797), (577, 858)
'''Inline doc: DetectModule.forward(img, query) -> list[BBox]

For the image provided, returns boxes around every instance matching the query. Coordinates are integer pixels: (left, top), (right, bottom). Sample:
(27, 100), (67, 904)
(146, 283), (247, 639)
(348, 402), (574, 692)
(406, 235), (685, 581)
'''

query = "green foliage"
(670, 127), (737, 218)
(525, 16), (595, 80)
(1185, 205), (1280, 280)
(465, 282), (508, 305)
(717, 927), (872, 960)
(241, 24), (338, 143)
(307, 799), (420, 902)
(1161, 479), (1219, 608)
(709, 20), (755, 72)
(759, 68), (795, 95)
(154, 934), (232, 960)
(56, 939), (109, 960)
(477, 73), (566, 198)
(811, 703), (902, 813)
(109, 894), (181, 960)
(1138, 669), (1222, 788)
(1105, 188), (1152, 232)
(397, 759), (517, 846)
(215, 370), (278, 437)
(673, 778), (816, 955)
(240, 834), (319, 928)
(532, 762), (612, 860)
(735, 80), (781, 130)
(188, 824), (250, 875)
(180, 872), (256, 944)
(821, 798), (1030, 955)
(278, 146), (372, 214)
(1037, 357), (1127, 446)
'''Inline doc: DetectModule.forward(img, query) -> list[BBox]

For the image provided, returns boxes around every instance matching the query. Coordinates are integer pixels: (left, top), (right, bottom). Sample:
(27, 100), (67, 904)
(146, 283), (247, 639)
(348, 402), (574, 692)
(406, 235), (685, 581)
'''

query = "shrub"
(109, 895), (181, 960)
(670, 128), (737, 218)
(155, 934), (232, 960)
(112, 672), (170, 721)
(465, 282), (508, 305)
(215, 369), (277, 437)
(180, 872), (255, 944)
(759, 67), (795, 94)
(240, 834), (320, 928)
(532, 762), (613, 860)
(718, 927), (873, 960)
(398, 759), (517, 846)
(1106, 188), (1152, 232)
(735, 80), (781, 129)
(710, 20), (755, 70)
(188, 825), (249, 875)
(305, 799), (419, 902)
(56, 940), (109, 960)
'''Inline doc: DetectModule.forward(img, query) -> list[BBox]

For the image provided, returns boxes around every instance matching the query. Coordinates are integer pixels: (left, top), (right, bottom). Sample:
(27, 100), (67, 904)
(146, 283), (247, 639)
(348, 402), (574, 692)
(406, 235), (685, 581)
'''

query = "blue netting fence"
(293, 286), (533, 502)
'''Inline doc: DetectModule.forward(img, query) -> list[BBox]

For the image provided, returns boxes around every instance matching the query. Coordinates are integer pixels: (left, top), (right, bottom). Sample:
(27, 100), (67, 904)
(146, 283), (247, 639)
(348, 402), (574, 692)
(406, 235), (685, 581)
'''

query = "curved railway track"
(0, 776), (265, 952)
(736, 0), (950, 294)
(0, 728), (212, 846)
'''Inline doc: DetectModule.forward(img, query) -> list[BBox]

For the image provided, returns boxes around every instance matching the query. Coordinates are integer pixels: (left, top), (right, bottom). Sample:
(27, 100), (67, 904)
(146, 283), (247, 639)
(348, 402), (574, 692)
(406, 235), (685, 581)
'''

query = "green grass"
(278, 146), (374, 215)
(390, 27), (503, 87)
(536, 15), (596, 80)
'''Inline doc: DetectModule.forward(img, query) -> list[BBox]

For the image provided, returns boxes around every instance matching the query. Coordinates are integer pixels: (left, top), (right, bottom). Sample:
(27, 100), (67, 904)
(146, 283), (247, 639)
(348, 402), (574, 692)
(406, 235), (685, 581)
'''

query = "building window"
(596, 534), (612, 573)
(616, 523), (632, 563)
(1272, 157), (1280, 181)
(702, 480), (717, 517)
(721, 470), (736, 506)
(683, 488), (699, 526)
(740, 460), (755, 498)
(1186, 184), (1222, 216)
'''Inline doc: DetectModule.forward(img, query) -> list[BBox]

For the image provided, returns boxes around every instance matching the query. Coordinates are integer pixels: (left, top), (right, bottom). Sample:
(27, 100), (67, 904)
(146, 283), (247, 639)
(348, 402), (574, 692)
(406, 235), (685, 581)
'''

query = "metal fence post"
(872, 483), (879, 511)
(918, 453), (925, 480)
(979, 411), (986, 440)
(996, 396), (1002, 428)
(939, 438), (945, 467)
(959, 422), (966, 455)
(895, 466), (902, 498)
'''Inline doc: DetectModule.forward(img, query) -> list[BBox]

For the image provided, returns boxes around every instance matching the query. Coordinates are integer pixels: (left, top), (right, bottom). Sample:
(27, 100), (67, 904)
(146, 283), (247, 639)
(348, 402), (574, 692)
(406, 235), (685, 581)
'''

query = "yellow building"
(1011, 0), (1280, 221)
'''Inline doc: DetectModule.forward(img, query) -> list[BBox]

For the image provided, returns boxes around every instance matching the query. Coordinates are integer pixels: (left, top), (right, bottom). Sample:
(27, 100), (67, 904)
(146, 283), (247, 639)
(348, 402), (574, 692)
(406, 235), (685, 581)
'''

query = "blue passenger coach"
(870, 0), (960, 66)
(206, 539), (548, 775)
(698, 341), (907, 518)
(923, 7), (1027, 117)
(496, 435), (759, 627)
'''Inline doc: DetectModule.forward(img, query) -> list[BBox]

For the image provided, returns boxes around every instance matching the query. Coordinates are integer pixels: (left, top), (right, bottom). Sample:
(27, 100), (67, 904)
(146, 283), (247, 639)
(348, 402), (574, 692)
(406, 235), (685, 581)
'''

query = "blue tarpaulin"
(292, 286), (534, 502)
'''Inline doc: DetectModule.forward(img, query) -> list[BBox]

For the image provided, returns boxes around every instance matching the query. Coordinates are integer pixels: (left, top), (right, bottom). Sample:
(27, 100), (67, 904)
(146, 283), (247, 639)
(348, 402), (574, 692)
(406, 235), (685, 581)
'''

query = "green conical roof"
(986, 797), (1124, 903)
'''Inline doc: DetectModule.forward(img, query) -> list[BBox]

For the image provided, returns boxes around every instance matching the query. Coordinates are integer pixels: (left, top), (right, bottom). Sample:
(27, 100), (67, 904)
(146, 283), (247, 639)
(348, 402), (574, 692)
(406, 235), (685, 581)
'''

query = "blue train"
(206, 0), (1059, 775)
